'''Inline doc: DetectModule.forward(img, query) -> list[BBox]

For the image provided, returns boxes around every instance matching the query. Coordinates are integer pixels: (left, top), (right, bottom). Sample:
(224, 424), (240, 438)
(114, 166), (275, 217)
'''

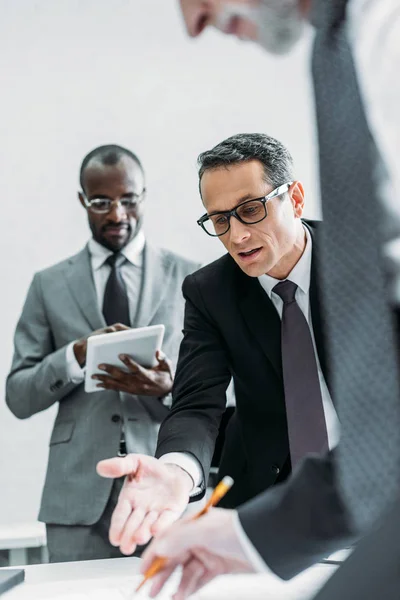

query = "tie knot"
(273, 280), (298, 304)
(309, 0), (347, 30)
(106, 253), (125, 269)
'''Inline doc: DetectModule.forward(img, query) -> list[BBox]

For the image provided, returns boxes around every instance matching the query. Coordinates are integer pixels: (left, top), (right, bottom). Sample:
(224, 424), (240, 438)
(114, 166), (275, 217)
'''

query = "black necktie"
(273, 280), (328, 467)
(311, 0), (400, 529)
(102, 253), (130, 327)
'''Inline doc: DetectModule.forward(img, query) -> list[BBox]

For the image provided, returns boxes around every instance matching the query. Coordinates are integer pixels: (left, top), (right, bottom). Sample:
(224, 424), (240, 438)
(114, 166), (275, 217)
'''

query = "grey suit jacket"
(6, 242), (199, 526)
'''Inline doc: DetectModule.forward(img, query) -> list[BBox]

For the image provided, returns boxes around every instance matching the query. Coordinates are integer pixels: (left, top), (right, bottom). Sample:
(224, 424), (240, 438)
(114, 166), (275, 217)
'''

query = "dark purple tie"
(273, 280), (328, 467)
(102, 253), (130, 327)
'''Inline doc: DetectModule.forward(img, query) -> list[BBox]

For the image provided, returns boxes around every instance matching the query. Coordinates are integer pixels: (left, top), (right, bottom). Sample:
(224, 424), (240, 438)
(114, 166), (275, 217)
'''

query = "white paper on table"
(11, 574), (179, 600)
(11, 563), (336, 600)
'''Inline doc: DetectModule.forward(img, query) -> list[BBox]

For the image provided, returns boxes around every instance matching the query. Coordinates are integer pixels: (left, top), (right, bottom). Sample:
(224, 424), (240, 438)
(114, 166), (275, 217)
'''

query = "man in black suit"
(97, 132), (340, 555)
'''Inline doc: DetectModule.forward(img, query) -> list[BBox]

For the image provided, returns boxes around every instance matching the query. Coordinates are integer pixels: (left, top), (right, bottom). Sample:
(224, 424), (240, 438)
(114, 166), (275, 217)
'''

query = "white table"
(0, 523), (47, 566)
(1, 556), (338, 600)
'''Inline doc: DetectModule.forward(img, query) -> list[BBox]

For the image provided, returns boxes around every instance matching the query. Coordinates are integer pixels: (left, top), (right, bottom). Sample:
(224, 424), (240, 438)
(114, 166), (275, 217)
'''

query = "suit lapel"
(237, 268), (282, 378)
(133, 244), (170, 328)
(65, 246), (106, 331)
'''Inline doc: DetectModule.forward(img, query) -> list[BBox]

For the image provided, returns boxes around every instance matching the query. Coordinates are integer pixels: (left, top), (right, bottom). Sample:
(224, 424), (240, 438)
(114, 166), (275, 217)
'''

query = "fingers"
(174, 557), (206, 600)
(93, 373), (151, 395)
(142, 520), (194, 571)
(119, 354), (147, 376)
(93, 379), (130, 393)
(156, 350), (166, 361)
(91, 323), (129, 337)
(109, 495), (134, 547)
(108, 323), (130, 332)
(148, 563), (177, 598)
(119, 506), (147, 555)
(143, 545), (231, 599)
(141, 536), (163, 572)
(174, 548), (235, 600)
(95, 364), (126, 378)
(92, 365), (127, 388)
(151, 509), (181, 537)
(189, 569), (219, 597)
(92, 361), (134, 392)
(134, 510), (159, 546)
(96, 454), (140, 479)
(155, 350), (174, 373)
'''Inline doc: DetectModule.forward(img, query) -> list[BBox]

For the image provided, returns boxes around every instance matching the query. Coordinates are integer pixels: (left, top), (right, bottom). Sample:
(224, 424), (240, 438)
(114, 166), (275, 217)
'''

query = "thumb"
(96, 453), (140, 478)
(156, 350), (173, 373)
(156, 349), (167, 362)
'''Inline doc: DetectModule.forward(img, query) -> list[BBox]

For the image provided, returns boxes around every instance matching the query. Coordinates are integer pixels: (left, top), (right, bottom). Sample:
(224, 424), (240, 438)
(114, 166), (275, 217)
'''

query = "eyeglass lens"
(204, 199), (266, 236)
(88, 198), (139, 214)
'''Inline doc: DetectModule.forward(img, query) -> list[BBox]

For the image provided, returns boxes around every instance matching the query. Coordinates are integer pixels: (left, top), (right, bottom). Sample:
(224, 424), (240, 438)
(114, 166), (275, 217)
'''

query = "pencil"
(135, 475), (234, 592)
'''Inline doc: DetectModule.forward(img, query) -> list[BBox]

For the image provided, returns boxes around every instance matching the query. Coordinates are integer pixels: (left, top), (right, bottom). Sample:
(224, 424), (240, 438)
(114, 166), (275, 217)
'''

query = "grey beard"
(216, 1), (304, 55)
(256, 0), (304, 54)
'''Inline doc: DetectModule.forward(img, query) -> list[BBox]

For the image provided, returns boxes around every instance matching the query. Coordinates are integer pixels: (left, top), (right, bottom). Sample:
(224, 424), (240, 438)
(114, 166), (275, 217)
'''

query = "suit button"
(111, 414), (121, 423)
(271, 464), (280, 475)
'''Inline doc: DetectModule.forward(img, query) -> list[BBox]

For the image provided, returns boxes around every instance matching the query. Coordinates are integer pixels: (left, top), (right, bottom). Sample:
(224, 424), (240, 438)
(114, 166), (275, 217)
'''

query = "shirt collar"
(88, 229), (146, 271)
(258, 225), (312, 299)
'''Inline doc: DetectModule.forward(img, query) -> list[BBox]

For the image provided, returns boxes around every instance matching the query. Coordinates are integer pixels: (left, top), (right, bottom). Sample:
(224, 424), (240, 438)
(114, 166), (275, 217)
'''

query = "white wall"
(0, 0), (319, 525)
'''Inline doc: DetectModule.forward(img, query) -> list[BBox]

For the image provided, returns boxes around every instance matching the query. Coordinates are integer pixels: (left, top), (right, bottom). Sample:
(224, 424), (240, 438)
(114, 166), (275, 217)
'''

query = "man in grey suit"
(6, 143), (199, 563)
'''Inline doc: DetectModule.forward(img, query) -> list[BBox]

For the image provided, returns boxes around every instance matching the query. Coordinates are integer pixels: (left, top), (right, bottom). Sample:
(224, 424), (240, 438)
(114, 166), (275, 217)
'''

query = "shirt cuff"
(159, 452), (203, 497)
(160, 392), (173, 408)
(66, 341), (86, 384)
(233, 511), (272, 573)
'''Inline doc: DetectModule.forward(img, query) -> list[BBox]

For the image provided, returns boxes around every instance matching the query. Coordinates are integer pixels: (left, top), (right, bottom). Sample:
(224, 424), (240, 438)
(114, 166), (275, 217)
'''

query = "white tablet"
(84, 324), (165, 393)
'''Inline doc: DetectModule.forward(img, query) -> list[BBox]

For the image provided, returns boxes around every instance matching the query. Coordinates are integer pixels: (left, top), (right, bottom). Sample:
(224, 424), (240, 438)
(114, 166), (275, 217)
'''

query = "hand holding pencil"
(136, 476), (234, 592)
(139, 477), (256, 599)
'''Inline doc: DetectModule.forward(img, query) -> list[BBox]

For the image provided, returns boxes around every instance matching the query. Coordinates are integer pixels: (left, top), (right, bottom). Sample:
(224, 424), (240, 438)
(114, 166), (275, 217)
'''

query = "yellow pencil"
(135, 475), (234, 592)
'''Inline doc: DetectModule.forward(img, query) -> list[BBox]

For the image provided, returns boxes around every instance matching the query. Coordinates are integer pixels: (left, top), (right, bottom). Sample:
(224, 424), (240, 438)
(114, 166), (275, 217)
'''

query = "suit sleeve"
(6, 273), (79, 419)
(155, 272), (232, 493)
(238, 451), (358, 580)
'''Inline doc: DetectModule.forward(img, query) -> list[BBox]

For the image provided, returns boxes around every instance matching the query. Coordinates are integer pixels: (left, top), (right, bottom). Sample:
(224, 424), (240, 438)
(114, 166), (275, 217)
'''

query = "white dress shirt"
(65, 231), (145, 382)
(258, 225), (340, 451)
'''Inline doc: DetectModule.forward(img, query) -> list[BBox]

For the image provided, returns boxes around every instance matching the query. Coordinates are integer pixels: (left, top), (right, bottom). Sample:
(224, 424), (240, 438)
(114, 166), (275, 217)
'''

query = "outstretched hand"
(96, 454), (193, 555)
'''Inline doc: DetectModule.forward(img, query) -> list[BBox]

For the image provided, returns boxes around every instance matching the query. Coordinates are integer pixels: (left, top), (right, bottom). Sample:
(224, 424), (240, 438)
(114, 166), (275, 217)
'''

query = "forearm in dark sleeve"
(155, 273), (231, 484)
(238, 451), (357, 580)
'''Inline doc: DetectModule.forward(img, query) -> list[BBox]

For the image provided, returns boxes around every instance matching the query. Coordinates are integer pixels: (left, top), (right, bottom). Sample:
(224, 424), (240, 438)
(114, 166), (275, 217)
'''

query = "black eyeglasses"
(82, 190), (146, 214)
(197, 182), (293, 237)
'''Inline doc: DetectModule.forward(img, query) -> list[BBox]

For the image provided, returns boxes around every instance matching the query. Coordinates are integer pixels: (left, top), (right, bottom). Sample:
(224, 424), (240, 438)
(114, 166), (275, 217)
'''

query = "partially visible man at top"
(6, 144), (200, 563)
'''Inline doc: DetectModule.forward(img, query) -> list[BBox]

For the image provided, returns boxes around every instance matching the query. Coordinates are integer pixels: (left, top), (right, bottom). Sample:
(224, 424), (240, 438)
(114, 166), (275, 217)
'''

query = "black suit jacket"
(156, 220), (329, 507)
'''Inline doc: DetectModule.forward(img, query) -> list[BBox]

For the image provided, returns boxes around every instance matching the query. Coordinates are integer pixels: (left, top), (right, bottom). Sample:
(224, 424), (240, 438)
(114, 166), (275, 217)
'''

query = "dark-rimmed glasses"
(197, 182), (293, 237)
(82, 190), (146, 214)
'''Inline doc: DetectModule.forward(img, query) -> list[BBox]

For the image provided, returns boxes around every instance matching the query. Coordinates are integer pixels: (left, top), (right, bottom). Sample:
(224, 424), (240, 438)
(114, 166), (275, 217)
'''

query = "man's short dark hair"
(79, 144), (144, 191)
(197, 133), (294, 191)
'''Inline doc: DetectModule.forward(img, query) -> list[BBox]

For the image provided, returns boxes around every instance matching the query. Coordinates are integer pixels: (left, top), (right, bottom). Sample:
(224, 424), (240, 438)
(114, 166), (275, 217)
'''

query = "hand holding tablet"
(85, 324), (166, 394)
